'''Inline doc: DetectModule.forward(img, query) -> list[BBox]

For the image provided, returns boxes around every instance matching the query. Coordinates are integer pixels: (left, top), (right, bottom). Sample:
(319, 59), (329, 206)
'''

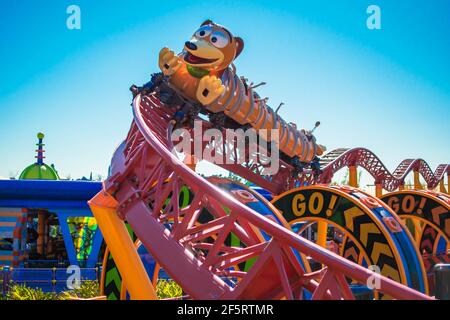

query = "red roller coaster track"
(317, 148), (450, 191)
(167, 128), (449, 195)
(100, 93), (432, 299)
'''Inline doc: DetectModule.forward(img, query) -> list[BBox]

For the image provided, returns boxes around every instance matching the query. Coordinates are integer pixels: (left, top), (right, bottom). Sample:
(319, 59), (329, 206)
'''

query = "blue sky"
(0, 0), (449, 184)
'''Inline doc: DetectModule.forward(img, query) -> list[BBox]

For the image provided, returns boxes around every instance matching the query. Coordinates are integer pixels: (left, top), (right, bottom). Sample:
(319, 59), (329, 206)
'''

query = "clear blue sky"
(0, 0), (449, 183)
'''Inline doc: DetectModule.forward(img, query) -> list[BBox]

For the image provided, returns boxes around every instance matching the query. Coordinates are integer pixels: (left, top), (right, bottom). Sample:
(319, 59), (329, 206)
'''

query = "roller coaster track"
(94, 93), (431, 300)
(317, 148), (450, 192)
(156, 132), (448, 195)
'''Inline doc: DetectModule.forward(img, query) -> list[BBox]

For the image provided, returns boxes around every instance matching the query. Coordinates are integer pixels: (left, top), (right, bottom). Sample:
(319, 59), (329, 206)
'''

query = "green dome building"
(19, 133), (60, 180)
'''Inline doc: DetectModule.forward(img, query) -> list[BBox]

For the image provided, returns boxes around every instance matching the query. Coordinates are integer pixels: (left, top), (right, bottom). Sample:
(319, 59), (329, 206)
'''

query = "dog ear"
(235, 37), (244, 58)
(201, 19), (213, 27)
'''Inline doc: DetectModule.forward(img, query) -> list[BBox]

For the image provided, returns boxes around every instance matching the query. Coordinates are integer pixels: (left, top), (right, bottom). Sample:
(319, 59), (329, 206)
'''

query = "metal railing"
(21, 259), (102, 269)
(0, 265), (101, 294)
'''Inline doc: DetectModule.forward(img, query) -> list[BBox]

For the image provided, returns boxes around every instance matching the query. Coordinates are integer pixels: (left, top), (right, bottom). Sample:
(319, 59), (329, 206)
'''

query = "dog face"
(182, 20), (244, 71)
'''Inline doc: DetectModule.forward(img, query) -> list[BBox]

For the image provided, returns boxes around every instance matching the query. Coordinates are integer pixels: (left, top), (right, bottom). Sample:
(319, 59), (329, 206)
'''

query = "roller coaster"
(89, 22), (449, 300)
(89, 93), (449, 300)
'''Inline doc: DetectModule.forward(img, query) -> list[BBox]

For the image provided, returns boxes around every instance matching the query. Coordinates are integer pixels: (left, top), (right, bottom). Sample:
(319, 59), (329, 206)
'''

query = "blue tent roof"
(0, 180), (102, 210)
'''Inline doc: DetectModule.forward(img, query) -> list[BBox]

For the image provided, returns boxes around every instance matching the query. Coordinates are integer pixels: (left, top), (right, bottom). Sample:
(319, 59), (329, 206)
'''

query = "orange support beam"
(317, 221), (327, 249)
(184, 154), (198, 172)
(375, 184), (383, 198)
(447, 173), (450, 195)
(413, 220), (423, 244)
(440, 179), (447, 194)
(348, 166), (358, 188)
(89, 192), (157, 300)
(414, 171), (423, 190)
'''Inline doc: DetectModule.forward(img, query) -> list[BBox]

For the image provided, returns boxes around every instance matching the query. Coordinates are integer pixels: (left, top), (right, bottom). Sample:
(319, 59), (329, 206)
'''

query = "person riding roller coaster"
(131, 20), (326, 178)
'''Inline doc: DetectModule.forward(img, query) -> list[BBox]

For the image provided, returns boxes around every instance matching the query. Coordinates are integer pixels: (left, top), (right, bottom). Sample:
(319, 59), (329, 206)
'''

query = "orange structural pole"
(447, 173), (450, 195)
(439, 179), (447, 194)
(184, 154), (198, 172)
(88, 192), (157, 300)
(413, 220), (423, 244)
(414, 171), (423, 190)
(317, 221), (327, 249)
(375, 183), (383, 198)
(348, 166), (358, 188)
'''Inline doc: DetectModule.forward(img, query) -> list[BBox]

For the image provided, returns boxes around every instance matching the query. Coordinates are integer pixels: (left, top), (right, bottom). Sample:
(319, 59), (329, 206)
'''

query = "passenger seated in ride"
(170, 104), (189, 127)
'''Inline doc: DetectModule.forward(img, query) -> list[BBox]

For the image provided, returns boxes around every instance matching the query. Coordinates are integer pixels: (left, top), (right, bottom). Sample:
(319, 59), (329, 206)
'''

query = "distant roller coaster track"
(159, 114), (449, 195)
(163, 129), (449, 195)
(317, 148), (450, 192)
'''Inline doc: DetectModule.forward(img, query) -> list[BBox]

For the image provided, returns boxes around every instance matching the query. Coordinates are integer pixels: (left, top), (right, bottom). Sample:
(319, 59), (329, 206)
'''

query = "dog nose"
(185, 41), (197, 50)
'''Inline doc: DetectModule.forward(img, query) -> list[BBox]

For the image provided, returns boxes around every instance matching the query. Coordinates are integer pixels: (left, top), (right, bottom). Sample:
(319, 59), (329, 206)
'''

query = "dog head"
(183, 20), (244, 71)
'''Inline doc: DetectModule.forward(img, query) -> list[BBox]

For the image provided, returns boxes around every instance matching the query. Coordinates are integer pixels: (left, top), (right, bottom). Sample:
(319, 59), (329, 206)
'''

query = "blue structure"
(250, 185), (273, 201)
(0, 179), (103, 268)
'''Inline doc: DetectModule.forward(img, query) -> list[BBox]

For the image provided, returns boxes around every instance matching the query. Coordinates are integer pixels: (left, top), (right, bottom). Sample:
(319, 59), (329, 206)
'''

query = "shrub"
(3, 280), (182, 300)
(6, 283), (56, 300)
(57, 280), (100, 300)
(3, 281), (100, 300)
(156, 279), (183, 299)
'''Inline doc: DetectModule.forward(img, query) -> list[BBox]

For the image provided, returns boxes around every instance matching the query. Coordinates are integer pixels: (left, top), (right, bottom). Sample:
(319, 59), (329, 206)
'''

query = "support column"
(184, 154), (198, 172)
(375, 183), (383, 198)
(414, 171), (423, 190)
(440, 179), (447, 194)
(317, 221), (327, 249)
(447, 173), (450, 195)
(348, 166), (358, 188)
(37, 211), (46, 256)
(89, 192), (157, 300)
(413, 219), (422, 244)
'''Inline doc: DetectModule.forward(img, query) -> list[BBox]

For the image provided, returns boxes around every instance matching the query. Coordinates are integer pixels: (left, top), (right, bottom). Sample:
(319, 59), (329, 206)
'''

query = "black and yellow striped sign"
(381, 191), (450, 273)
(272, 185), (427, 295)
(381, 191), (450, 242)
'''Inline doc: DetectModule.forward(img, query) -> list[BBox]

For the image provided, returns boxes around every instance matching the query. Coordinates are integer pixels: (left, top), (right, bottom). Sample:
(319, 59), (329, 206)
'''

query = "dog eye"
(195, 26), (212, 38)
(210, 31), (228, 48)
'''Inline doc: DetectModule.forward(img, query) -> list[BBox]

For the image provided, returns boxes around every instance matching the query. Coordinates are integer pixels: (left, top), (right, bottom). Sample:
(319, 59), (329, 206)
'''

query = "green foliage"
(4, 281), (100, 300)
(57, 280), (100, 300)
(5, 283), (56, 300)
(3, 280), (183, 300)
(156, 279), (183, 299)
